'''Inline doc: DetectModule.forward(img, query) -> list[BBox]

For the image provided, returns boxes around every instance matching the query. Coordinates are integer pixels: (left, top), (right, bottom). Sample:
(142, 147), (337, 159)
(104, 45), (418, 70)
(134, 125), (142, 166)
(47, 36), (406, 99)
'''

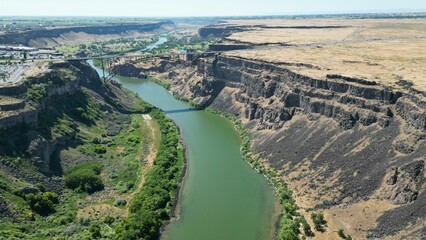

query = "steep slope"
(0, 60), (183, 239)
(114, 51), (426, 238)
(0, 21), (173, 47)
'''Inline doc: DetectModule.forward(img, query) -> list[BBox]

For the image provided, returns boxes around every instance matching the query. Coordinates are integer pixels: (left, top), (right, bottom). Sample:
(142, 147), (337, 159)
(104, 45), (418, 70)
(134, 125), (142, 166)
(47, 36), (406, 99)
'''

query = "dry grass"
(222, 18), (426, 92)
(227, 38), (426, 92)
(228, 27), (356, 45)
(0, 96), (22, 105)
(224, 18), (426, 29)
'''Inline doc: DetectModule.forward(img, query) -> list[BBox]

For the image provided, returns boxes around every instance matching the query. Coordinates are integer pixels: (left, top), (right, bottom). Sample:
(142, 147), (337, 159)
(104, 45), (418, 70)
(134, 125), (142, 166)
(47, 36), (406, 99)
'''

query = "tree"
(311, 212), (327, 232)
(25, 192), (59, 215)
(64, 162), (104, 193)
(338, 228), (346, 238)
(89, 223), (101, 239)
(301, 217), (314, 237)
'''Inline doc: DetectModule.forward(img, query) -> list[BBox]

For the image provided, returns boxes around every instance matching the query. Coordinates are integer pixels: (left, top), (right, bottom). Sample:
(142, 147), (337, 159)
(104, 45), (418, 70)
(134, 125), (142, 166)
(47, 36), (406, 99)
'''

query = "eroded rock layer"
(117, 52), (426, 238)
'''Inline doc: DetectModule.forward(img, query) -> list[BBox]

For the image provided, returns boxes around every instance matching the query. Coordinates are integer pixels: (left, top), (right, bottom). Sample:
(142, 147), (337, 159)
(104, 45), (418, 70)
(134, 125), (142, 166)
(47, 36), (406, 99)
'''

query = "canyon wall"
(0, 61), (100, 173)
(0, 21), (172, 47)
(130, 53), (426, 238)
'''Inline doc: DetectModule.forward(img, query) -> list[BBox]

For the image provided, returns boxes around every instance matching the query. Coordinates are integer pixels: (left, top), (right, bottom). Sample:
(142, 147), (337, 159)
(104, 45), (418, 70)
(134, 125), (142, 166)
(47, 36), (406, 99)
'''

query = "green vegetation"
(26, 84), (47, 103)
(114, 108), (184, 240)
(64, 162), (104, 194)
(24, 192), (59, 216)
(149, 76), (171, 91)
(38, 90), (97, 140)
(0, 62), (183, 239)
(56, 37), (156, 57)
(337, 228), (352, 240)
(338, 228), (346, 238)
(145, 35), (219, 56)
(89, 223), (102, 239)
(311, 212), (327, 232)
(60, 31), (219, 59)
(301, 216), (314, 237)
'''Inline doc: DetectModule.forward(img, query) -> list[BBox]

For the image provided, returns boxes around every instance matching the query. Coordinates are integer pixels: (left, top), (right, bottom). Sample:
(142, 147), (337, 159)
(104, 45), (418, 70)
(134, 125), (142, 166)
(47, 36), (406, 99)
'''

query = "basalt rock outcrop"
(0, 62), (94, 174)
(127, 51), (426, 238)
(0, 21), (173, 47)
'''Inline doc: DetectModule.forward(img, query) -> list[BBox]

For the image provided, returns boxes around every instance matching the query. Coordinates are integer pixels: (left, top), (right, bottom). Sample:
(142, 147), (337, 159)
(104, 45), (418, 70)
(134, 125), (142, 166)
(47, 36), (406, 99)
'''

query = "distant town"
(0, 45), (65, 84)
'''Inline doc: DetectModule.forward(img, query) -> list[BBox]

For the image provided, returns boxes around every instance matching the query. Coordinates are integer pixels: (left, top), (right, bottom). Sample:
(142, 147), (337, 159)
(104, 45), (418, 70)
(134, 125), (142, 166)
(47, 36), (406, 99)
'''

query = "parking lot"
(0, 63), (34, 85)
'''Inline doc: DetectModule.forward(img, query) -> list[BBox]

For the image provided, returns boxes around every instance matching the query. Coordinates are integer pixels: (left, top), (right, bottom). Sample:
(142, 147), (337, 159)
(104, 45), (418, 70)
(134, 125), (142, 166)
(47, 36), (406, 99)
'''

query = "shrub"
(27, 85), (47, 103)
(301, 216), (314, 237)
(25, 192), (59, 215)
(103, 215), (115, 225)
(89, 223), (101, 239)
(0, 179), (10, 191)
(311, 212), (327, 232)
(64, 162), (104, 194)
(35, 183), (46, 192)
(94, 144), (107, 154)
(338, 228), (346, 238)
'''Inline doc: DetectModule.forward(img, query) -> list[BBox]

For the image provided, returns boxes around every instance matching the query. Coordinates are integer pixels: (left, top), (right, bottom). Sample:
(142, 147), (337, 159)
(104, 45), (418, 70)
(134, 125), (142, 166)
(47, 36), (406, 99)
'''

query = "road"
(2, 34), (424, 86)
(0, 63), (34, 85)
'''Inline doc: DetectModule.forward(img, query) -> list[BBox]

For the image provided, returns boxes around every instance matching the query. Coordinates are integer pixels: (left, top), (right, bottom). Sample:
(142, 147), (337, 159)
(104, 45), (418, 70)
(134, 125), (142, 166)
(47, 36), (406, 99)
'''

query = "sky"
(0, 0), (425, 17)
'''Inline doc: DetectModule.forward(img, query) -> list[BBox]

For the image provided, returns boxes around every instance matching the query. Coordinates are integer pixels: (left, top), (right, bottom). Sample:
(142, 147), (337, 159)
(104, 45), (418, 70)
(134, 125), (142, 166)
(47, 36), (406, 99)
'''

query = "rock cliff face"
(0, 61), (99, 173)
(126, 53), (426, 238)
(0, 61), (95, 130)
(0, 21), (173, 46)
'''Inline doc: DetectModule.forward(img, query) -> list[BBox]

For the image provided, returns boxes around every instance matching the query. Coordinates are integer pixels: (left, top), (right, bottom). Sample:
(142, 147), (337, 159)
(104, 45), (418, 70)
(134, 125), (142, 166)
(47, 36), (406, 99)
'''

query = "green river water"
(89, 60), (277, 240)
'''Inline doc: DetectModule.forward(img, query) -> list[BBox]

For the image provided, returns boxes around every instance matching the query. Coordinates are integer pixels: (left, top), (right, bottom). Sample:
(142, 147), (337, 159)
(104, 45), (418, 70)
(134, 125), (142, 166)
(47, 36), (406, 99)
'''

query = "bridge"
(9, 34), (422, 82)
(23, 50), (221, 81)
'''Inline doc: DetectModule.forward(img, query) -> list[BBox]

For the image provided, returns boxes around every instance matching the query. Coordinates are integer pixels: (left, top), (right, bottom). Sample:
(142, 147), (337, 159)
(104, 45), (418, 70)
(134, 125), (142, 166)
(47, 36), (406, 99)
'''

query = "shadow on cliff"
(164, 108), (201, 114)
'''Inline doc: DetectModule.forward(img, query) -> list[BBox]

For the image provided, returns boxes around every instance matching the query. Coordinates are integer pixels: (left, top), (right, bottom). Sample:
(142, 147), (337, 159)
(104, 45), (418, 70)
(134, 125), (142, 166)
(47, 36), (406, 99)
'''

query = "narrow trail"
(125, 114), (158, 216)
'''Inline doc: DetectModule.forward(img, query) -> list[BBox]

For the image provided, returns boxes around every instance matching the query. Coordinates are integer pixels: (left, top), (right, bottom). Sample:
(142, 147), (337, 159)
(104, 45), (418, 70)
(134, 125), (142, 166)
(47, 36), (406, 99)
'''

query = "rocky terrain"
(0, 59), (157, 238)
(114, 18), (426, 239)
(0, 21), (173, 47)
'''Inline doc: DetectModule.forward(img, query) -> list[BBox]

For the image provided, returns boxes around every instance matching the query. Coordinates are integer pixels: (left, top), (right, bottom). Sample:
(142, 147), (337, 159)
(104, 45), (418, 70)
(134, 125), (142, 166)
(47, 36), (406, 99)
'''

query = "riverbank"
(159, 87), (305, 239)
(114, 108), (185, 239)
(205, 107), (310, 239)
(161, 120), (188, 231)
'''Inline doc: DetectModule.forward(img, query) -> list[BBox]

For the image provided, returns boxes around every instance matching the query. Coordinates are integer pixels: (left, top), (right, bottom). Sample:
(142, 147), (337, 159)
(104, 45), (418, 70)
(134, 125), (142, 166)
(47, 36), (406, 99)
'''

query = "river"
(140, 37), (167, 51)
(88, 60), (277, 240)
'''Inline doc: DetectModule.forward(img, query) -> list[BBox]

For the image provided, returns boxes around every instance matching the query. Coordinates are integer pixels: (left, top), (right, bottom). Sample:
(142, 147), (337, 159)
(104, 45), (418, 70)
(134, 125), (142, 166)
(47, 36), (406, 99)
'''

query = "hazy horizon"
(0, 0), (425, 17)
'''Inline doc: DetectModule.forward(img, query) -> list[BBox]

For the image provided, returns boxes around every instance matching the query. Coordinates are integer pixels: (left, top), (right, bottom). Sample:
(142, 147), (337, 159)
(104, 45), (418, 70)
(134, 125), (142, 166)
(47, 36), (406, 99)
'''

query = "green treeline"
(114, 108), (184, 240)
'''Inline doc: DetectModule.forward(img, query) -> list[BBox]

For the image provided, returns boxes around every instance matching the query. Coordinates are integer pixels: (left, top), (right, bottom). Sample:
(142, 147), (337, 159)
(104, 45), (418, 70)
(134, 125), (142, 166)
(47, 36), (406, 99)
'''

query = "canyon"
(0, 21), (173, 48)
(114, 18), (426, 239)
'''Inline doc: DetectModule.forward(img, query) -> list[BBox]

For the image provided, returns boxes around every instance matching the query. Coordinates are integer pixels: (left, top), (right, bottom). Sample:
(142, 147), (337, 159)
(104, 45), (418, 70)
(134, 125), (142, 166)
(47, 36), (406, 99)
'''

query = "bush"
(94, 144), (106, 154)
(35, 183), (46, 192)
(0, 179), (10, 191)
(311, 212), (327, 232)
(301, 216), (314, 237)
(89, 223), (101, 239)
(64, 162), (104, 193)
(338, 228), (346, 238)
(27, 85), (47, 103)
(25, 192), (58, 215)
(103, 215), (115, 225)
